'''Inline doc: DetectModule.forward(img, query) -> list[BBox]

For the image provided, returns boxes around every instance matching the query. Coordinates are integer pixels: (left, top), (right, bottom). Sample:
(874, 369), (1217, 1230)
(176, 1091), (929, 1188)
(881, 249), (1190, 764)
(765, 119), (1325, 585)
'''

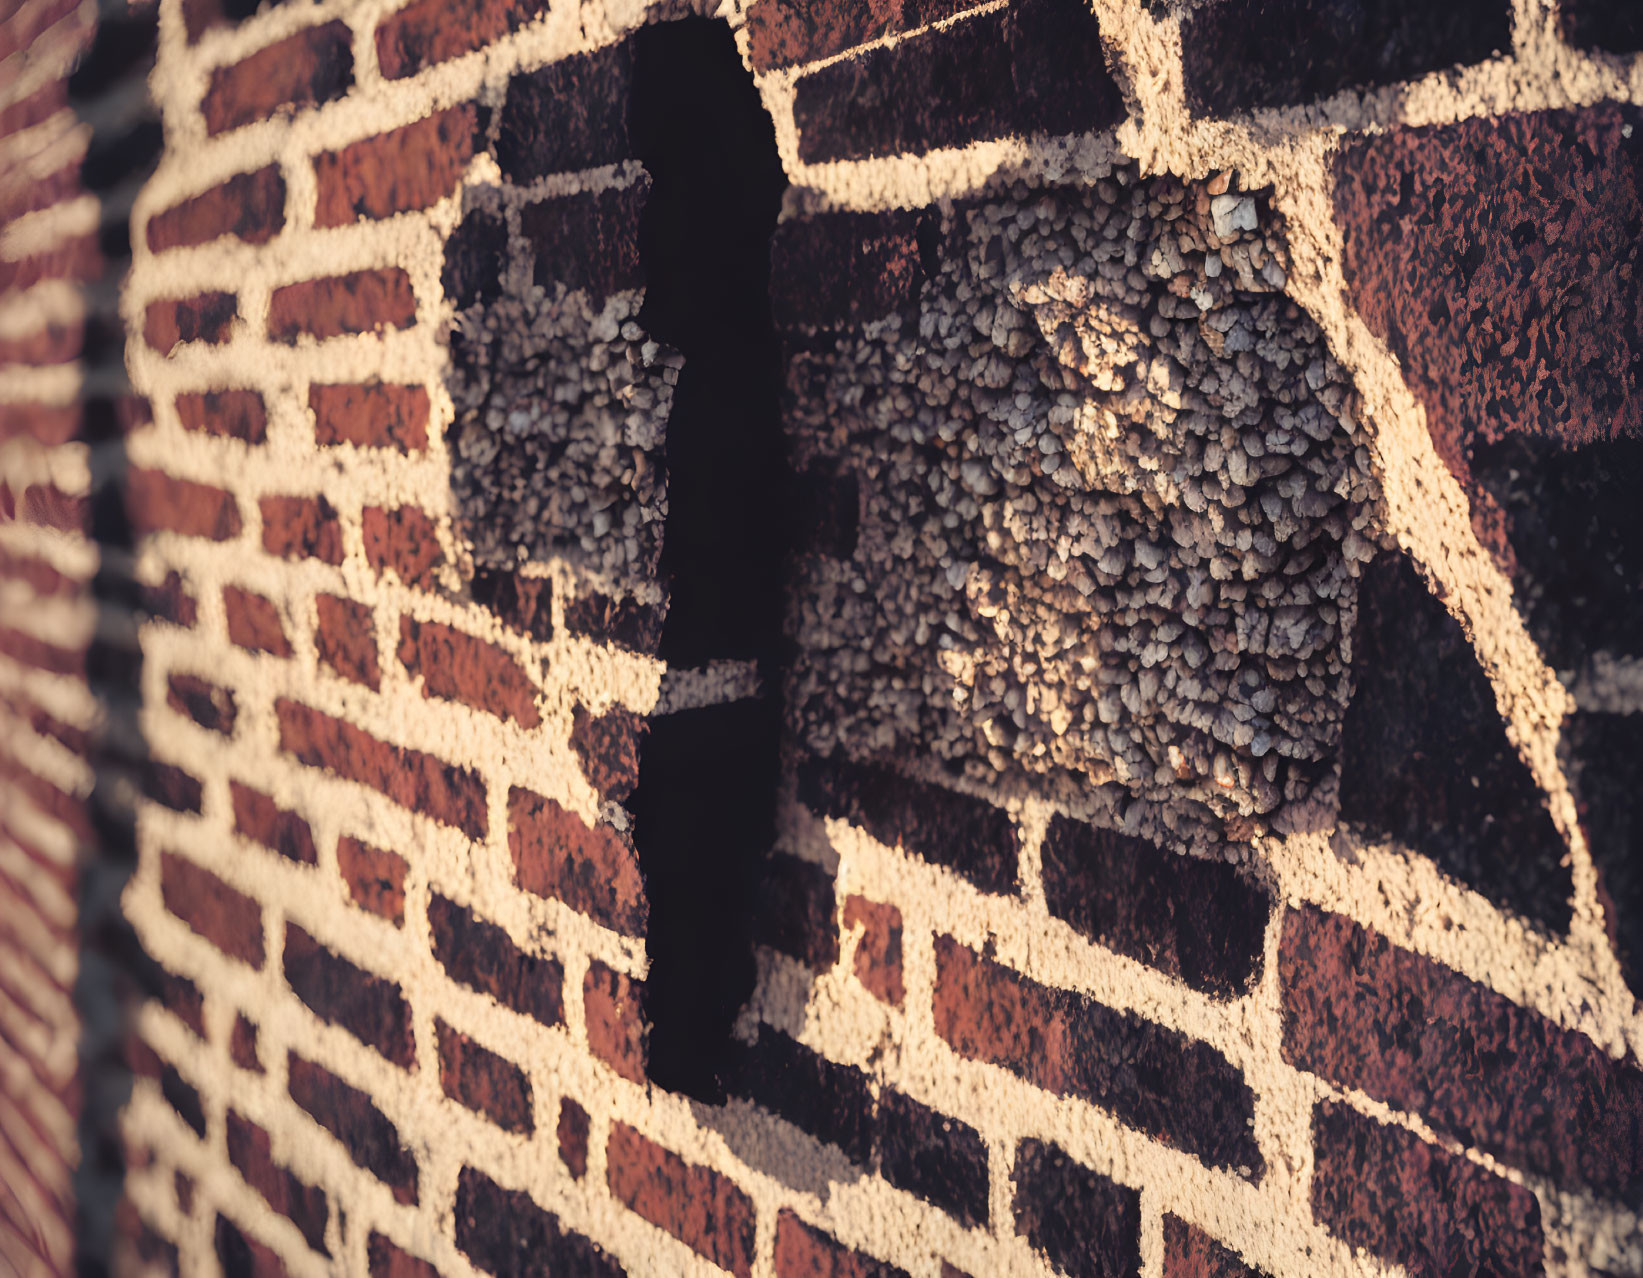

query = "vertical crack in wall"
(624, 17), (790, 1102)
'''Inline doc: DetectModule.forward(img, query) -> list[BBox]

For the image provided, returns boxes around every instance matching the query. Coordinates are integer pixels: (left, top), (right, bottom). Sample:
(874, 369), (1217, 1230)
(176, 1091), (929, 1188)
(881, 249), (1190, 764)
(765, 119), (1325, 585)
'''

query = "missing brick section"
(624, 17), (790, 1101)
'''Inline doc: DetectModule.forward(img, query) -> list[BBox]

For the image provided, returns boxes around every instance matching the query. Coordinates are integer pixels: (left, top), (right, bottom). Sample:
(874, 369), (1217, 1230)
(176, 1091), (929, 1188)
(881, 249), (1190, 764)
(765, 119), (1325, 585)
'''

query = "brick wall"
(5, 0), (1643, 1275)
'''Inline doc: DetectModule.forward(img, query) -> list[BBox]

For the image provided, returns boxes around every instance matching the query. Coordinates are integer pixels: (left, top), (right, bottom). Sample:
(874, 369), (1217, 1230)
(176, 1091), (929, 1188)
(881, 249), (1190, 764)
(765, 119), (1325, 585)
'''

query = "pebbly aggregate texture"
(783, 169), (1379, 834)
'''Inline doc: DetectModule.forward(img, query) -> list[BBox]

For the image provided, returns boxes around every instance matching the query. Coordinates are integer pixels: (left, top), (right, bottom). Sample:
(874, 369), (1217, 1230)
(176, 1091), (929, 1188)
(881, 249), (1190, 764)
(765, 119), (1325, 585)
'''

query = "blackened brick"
(316, 594), (381, 689)
(934, 937), (1261, 1174)
(161, 1064), (206, 1136)
(1182, 0), (1510, 117)
(288, 1053), (419, 1204)
(507, 786), (646, 936)
(751, 852), (838, 971)
(607, 1122), (755, 1277)
(1280, 905), (1643, 1204)
(230, 782), (317, 864)
(161, 852), (263, 966)
(1565, 712), (1643, 1001)
(214, 1215), (287, 1278)
(428, 893), (563, 1028)
(310, 383), (429, 451)
(730, 1025), (875, 1166)
(792, 0), (1122, 164)
(437, 1020), (533, 1134)
(1337, 553), (1571, 931)
(472, 570), (553, 642)
(876, 1088), (988, 1228)
(774, 1212), (910, 1278)
(227, 1110), (328, 1253)
(520, 184), (645, 301)
(166, 672), (237, 735)
(799, 755), (1017, 894)
(1012, 1139), (1140, 1278)
(454, 1167), (623, 1278)
(1161, 1216), (1269, 1278)
(283, 924), (415, 1067)
(202, 21), (353, 134)
(562, 588), (664, 652)
(1311, 1101), (1542, 1277)
(443, 210), (507, 309)
(1041, 816), (1269, 997)
(496, 45), (631, 181)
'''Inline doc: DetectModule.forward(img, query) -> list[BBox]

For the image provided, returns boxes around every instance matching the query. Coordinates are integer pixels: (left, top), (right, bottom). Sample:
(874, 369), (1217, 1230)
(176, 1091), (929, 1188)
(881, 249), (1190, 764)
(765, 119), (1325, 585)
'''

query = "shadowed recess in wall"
(623, 16), (791, 1102)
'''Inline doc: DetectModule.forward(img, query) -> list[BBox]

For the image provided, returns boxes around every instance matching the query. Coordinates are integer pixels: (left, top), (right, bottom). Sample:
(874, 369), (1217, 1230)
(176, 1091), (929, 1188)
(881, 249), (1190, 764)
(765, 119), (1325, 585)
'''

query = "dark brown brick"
(934, 936), (1261, 1174)
(1562, 0), (1643, 52)
(375, 0), (548, 80)
(260, 494), (344, 565)
(557, 1097), (589, 1178)
(310, 382), (429, 451)
(314, 105), (480, 226)
(520, 184), (645, 301)
(283, 924), (415, 1067)
(436, 1020), (533, 1134)
(583, 961), (645, 1084)
(231, 1013), (262, 1072)
(1041, 816), (1270, 998)
(443, 209), (508, 309)
(1182, 0), (1510, 117)
(1566, 713), (1643, 1000)
(774, 1212), (909, 1278)
(471, 570), (552, 642)
(1012, 1139), (1139, 1278)
(143, 571), (198, 627)
(316, 594), (380, 689)
(1312, 1101), (1542, 1277)
(338, 836), (406, 925)
(126, 469), (241, 541)
(215, 1214), (287, 1278)
(1161, 1216), (1269, 1278)
(173, 389), (267, 443)
(223, 586), (292, 655)
(368, 1233), (443, 1278)
(507, 787), (646, 935)
(751, 853), (838, 971)
(147, 167), (285, 251)
(161, 1063), (206, 1136)
(799, 755), (1017, 894)
(267, 268), (417, 343)
(160, 972), (204, 1038)
(276, 699), (488, 837)
(746, 0), (987, 72)
(227, 1110), (328, 1254)
(202, 21), (353, 135)
(233, 781), (318, 860)
(1338, 553), (1571, 932)
(607, 1122), (754, 1277)
(454, 1167), (623, 1278)
(842, 895), (902, 1005)
(876, 1087), (988, 1227)
(428, 893), (563, 1028)
(562, 588), (664, 653)
(496, 45), (630, 182)
(166, 672), (236, 735)
(1280, 905), (1643, 1204)
(569, 705), (643, 801)
(363, 505), (443, 588)
(288, 1052), (418, 1204)
(161, 852), (263, 966)
(771, 211), (927, 331)
(397, 617), (540, 726)
(792, 0), (1123, 164)
(143, 292), (237, 350)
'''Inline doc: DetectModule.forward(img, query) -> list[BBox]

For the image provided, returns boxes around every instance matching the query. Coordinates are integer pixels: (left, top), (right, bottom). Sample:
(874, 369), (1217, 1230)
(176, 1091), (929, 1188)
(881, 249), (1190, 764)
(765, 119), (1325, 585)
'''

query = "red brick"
(310, 382), (428, 450)
(428, 894), (562, 1027)
(1280, 905), (1643, 1202)
(230, 782), (317, 865)
(0, 321), (82, 366)
(436, 1020), (533, 1134)
(751, 852), (838, 971)
(147, 166), (285, 252)
(934, 936), (1260, 1174)
(283, 924), (415, 1068)
(774, 1212), (910, 1278)
(126, 468), (241, 541)
(842, 895), (902, 1006)
(166, 672), (237, 734)
(231, 1014), (262, 1072)
(746, 0), (984, 71)
(368, 1234), (442, 1278)
(607, 1122), (755, 1277)
(0, 403), (82, 447)
(1311, 1101), (1542, 1277)
(316, 594), (380, 688)
(226, 1110), (329, 1254)
(1161, 1216), (1269, 1278)
(161, 851), (264, 967)
(215, 1214), (288, 1278)
(454, 1168), (622, 1277)
(314, 106), (479, 226)
(397, 616), (540, 726)
(173, 389), (267, 443)
(223, 586), (292, 655)
(338, 836), (406, 925)
(143, 292), (237, 350)
(1012, 1139), (1140, 1278)
(260, 494), (344, 565)
(0, 625), (83, 678)
(22, 483), (85, 532)
(202, 21), (353, 135)
(557, 1097), (589, 1178)
(267, 268), (417, 343)
(507, 786), (645, 935)
(288, 1052), (418, 1204)
(583, 961), (645, 1084)
(569, 705), (642, 800)
(363, 505), (442, 587)
(375, 0), (547, 80)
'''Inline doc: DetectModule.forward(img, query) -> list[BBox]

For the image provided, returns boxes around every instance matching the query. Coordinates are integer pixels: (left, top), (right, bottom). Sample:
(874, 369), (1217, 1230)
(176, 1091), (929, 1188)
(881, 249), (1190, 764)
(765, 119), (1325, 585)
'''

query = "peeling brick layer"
(3, 1), (1643, 1278)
